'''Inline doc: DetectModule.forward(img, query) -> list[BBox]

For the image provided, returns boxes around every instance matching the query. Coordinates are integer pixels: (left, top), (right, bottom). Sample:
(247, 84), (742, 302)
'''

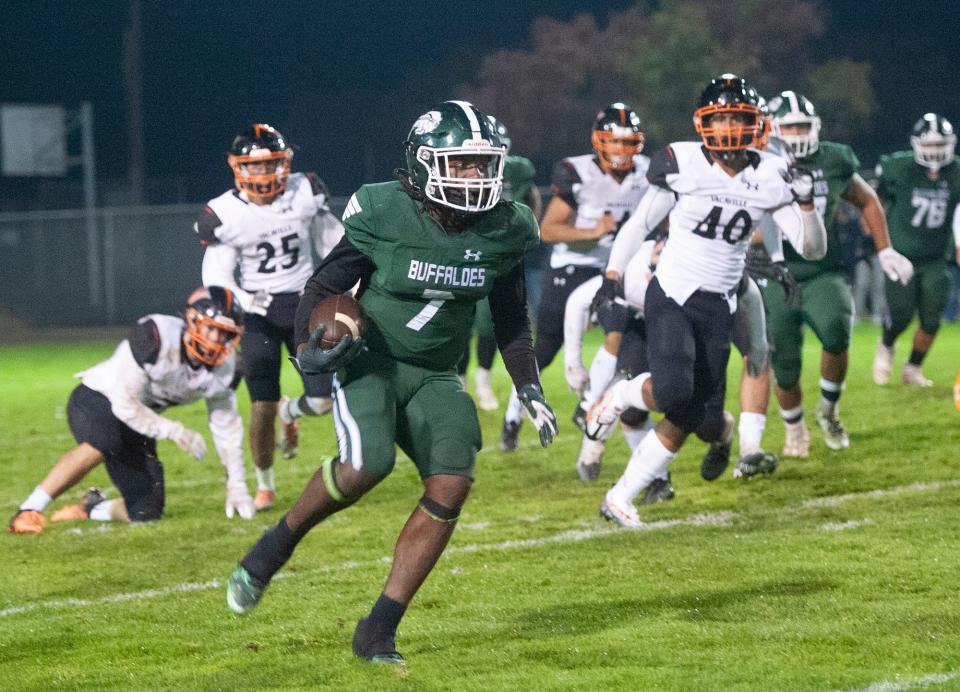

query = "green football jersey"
(502, 155), (536, 207)
(343, 182), (540, 370)
(784, 141), (860, 280)
(875, 151), (960, 263)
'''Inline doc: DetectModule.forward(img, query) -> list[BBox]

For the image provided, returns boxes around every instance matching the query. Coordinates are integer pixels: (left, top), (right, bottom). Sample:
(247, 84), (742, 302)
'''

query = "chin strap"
(395, 168), (425, 201)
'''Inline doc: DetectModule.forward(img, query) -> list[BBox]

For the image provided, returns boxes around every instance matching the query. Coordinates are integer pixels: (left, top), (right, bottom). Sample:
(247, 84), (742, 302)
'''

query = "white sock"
(504, 386), (523, 425)
(255, 467), (275, 491)
(475, 367), (493, 390)
(620, 372), (651, 411)
(585, 348), (618, 407)
(780, 404), (804, 428)
(819, 378), (843, 411)
(609, 430), (676, 504)
(621, 424), (647, 452)
(89, 500), (115, 522)
(20, 486), (53, 512)
(738, 412), (766, 457)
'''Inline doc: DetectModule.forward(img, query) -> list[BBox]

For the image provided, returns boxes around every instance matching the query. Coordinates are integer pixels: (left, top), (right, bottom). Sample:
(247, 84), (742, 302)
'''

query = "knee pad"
(652, 377), (694, 419)
(127, 490), (164, 522)
(694, 409), (726, 444)
(417, 495), (462, 524)
(620, 407), (649, 428)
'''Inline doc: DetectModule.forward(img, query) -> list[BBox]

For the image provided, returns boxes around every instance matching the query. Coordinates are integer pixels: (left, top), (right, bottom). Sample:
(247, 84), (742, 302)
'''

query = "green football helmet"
(911, 113), (955, 171)
(768, 90), (821, 158)
(487, 115), (511, 153)
(403, 100), (506, 213)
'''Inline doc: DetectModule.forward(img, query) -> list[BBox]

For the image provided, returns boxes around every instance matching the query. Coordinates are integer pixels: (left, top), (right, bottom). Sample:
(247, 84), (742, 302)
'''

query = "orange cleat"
(254, 489), (276, 511)
(9, 510), (47, 534)
(954, 371), (960, 412)
(50, 503), (89, 522)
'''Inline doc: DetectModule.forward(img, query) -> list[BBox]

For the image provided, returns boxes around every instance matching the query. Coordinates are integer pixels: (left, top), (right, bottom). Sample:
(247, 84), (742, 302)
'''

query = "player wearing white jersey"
(9, 288), (253, 534)
(196, 124), (344, 511)
(500, 103), (649, 452)
(585, 75), (827, 528)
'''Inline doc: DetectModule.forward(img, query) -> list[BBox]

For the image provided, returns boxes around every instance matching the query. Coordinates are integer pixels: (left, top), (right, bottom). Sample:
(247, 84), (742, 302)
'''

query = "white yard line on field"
(818, 518), (874, 532)
(1, 479), (957, 619)
(839, 671), (960, 691)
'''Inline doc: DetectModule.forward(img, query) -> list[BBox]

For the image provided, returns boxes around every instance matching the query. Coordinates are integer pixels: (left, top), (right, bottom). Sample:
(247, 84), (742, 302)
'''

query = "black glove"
(769, 261), (802, 308)
(589, 276), (624, 315)
(290, 326), (364, 375)
(745, 245), (802, 308)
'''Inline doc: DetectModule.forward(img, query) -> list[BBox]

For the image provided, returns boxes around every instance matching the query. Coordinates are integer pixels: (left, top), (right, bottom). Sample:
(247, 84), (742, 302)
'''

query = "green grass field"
(2, 324), (960, 690)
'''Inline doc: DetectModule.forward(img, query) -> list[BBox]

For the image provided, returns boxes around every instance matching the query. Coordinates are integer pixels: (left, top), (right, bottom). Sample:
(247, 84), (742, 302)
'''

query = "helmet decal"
(411, 111), (442, 136)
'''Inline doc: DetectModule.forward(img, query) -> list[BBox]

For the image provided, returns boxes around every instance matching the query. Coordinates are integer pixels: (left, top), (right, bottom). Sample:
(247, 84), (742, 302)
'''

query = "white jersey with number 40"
(651, 142), (794, 304)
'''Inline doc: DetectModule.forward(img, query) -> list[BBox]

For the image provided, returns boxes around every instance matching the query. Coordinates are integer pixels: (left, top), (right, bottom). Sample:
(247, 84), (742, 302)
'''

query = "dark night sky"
(2, 0), (958, 206)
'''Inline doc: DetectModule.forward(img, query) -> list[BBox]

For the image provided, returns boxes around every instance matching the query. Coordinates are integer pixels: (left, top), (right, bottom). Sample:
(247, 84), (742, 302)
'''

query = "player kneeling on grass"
(225, 101), (558, 665)
(9, 287), (255, 534)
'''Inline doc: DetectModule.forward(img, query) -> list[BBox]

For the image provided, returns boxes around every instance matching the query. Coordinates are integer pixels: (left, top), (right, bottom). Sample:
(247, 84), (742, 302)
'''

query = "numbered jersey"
(342, 182), (540, 370)
(784, 141), (859, 280)
(549, 153), (650, 269)
(876, 151), (960, 264)
(195, 172), (334, 293)
(650, 142), (795, 305)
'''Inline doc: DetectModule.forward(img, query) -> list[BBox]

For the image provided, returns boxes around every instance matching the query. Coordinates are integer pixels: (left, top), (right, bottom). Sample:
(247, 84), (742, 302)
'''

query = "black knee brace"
(417, 496), (461, 524)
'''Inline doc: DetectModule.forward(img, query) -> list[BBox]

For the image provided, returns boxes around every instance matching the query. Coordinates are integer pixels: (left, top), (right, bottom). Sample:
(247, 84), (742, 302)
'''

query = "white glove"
(225, 483), (255, 519)
(235, 289), (273, 317)
(169, 422), (207, 460)
(564, 363), (590, 396)
(877, 247), (914, 286)
(782, 166), (814, 205)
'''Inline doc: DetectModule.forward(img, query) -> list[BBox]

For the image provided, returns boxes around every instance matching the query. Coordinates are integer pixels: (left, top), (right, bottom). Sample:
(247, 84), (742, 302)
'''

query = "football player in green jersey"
(458, 115), (542, 411)
(872, 114), (960, 386)
(225, 101), (558, 664)
(763, 91), (913, 455)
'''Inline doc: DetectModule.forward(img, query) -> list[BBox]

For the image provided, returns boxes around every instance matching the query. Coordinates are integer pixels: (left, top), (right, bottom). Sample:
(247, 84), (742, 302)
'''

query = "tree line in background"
(460, 0), (874, 168)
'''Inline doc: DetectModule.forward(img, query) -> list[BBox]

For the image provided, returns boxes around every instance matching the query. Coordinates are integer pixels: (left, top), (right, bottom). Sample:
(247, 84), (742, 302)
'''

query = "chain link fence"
(0, 198), (349, 327)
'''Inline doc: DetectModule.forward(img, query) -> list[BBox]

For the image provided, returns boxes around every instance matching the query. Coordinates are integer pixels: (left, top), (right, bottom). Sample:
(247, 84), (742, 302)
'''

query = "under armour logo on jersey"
(464, 249), (483, 261)
(742, 179), (759, 191)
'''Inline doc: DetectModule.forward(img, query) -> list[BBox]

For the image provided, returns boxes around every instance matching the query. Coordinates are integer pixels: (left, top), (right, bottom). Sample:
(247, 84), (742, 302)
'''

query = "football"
(308, 294), (366, 350)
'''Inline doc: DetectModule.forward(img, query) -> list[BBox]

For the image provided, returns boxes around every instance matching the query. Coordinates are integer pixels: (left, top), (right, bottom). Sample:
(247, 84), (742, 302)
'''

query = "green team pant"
(331, 348), (482, 481)
(761, 271), (853, 390)
(883, 260), (951, 336)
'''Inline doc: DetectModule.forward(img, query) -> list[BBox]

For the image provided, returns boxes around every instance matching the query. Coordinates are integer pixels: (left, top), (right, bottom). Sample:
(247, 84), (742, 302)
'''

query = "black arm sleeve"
(128, 319), (161, 367)
(193, 205), (223, 246)
(294, 236), (376, 346)
(488, 262), (539, 390)
(549, 159), (581, 208)
(646, 145), (679, 190)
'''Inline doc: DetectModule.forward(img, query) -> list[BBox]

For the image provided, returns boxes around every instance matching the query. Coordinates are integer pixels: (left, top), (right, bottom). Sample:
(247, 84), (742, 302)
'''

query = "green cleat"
(226, 565), (266, 615)
(733, 451), (778, 479)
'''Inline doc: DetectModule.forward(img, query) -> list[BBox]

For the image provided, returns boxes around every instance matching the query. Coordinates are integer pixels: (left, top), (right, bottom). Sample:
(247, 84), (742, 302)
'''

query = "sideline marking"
(1, 480), (956, 619)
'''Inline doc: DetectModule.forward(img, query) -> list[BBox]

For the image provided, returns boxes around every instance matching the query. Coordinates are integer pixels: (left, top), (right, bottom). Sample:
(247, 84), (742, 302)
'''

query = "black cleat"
(352, 617), (405, 665)
(700, 439), (732, 481)
(499, 420), (521, 452)
(638, 474), (675, 505)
